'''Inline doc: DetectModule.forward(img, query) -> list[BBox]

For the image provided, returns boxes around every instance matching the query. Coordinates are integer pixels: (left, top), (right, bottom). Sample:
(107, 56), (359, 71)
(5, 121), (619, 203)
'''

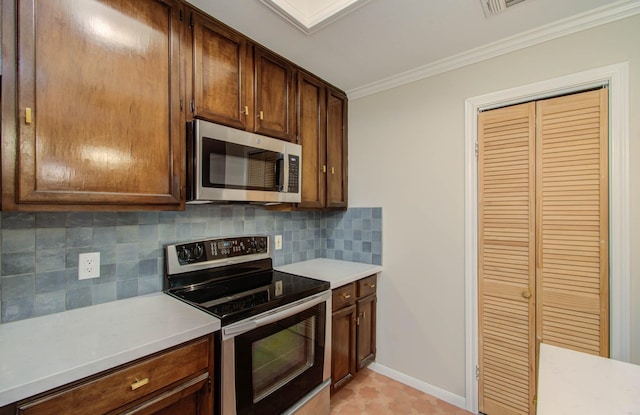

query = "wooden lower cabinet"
(331, 301), (357, 391)
(331, 275), (377, 394)
(356, 292), (377, 369)
(2, 335), (214, 415)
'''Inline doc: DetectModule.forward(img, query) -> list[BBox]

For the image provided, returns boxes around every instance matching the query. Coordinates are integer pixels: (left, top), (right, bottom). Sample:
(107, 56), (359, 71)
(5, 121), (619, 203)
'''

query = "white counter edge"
(0, 294), (220, 407)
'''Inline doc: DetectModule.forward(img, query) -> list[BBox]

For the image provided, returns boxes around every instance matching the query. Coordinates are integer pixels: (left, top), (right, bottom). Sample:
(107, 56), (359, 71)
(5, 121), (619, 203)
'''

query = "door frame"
(464, 62), (630, 413)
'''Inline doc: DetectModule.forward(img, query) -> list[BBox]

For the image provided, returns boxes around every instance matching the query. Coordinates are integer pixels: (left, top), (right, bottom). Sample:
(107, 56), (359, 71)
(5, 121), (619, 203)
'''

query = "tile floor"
(330, 368), (473, 415)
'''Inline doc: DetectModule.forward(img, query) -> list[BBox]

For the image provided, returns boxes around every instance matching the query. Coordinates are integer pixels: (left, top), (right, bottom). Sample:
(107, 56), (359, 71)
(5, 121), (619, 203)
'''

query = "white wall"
(349, 14), (640, 399)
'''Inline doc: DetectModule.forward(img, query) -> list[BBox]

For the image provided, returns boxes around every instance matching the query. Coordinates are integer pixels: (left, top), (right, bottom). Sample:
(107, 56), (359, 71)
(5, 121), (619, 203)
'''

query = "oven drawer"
(17, 337), (211, 415)
(357, 275), (377, 298)
(332, 283), (356, 311)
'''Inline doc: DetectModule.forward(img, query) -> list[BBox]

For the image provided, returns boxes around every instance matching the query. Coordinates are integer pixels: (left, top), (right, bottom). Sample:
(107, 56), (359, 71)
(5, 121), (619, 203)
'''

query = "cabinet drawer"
(357, 275), (377, 298)
(18, 337), (210, 415)
(332, 283), (356, 311)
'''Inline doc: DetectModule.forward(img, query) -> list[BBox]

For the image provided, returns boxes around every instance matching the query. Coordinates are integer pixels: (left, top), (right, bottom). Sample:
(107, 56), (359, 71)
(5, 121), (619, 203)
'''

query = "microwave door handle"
(275, 156), (285, 191)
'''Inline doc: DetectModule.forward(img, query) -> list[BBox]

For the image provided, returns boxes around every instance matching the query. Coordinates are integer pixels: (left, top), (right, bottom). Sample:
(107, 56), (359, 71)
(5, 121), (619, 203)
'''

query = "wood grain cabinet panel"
(297, 71), (326, 209)
(296, 75), (348, 210)
(332, 283), (356, 312)
(253, 46), (296, 142)
(331, 303), (357, 393)
(357, 275), (377, 298)
(356, 293), (377, 369)
(13, 336), (213, 415)
(325, 87), (348, 209)
(1, 0), (185, 210)
(189, 11), (252, 131)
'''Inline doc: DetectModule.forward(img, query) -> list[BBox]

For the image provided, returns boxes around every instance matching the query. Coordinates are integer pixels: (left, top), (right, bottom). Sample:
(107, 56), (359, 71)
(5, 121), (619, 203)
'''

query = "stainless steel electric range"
(164, 236), (331, 415)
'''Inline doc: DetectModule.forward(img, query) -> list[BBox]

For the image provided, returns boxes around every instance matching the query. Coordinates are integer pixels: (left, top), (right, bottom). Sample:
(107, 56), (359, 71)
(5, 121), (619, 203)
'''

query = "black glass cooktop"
(166, 259), (329, 326)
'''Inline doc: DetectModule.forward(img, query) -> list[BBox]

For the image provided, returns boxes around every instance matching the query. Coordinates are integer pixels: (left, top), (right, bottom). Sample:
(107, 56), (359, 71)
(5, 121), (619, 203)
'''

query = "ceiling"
(185, 0), (639, 98)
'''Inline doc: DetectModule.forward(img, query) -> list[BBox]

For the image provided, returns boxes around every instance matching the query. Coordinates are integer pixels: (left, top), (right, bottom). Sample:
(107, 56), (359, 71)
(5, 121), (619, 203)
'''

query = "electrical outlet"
(274, 235), (283, 250)
(78, 252), (100, 280)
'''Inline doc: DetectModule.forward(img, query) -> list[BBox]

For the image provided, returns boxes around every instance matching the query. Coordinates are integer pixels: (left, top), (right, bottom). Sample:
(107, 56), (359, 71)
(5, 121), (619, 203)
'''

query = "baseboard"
(368, 362), (467, 411)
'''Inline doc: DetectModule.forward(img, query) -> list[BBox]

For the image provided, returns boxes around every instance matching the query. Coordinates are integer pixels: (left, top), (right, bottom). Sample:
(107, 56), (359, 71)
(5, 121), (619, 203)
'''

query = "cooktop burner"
(164, 236), (329, 325)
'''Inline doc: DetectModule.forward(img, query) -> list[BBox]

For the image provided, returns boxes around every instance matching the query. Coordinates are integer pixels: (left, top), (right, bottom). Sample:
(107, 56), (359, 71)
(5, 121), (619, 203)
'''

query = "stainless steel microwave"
(186, 120), (301, 204)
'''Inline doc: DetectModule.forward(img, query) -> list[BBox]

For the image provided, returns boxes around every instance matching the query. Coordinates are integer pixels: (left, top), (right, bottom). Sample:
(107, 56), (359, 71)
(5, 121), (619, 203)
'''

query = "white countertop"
(276, 258), (382, 288)
(537, 343), (640, 414)
(0, 293), (220, 407)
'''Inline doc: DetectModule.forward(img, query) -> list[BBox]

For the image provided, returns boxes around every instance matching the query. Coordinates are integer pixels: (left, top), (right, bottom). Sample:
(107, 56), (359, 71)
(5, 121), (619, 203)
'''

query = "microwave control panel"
(288, 155), (299, 193)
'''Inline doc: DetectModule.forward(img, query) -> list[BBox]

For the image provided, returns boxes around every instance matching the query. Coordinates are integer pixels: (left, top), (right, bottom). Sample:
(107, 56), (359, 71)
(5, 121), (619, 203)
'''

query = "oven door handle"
(222, 291), (330, 339)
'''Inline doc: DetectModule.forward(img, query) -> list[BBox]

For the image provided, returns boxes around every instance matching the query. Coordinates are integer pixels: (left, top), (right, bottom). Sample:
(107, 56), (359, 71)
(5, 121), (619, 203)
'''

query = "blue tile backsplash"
(0, 206), (382, 323)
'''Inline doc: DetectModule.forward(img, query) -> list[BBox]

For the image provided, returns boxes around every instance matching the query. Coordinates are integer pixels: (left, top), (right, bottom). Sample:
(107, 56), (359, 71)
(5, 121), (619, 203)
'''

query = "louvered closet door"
(536, 89), (609, 357)
(478, 102), (536, 415)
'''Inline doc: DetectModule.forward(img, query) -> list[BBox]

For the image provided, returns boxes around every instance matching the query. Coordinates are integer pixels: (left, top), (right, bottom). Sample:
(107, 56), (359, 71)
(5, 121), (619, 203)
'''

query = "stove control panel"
(175, 236), (268, 265)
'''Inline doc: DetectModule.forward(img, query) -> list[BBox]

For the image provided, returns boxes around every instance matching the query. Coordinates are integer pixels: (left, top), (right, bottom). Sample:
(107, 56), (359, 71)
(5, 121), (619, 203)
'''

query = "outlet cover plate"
(78, 252), (100, 280)
(274, 235), (283, 250)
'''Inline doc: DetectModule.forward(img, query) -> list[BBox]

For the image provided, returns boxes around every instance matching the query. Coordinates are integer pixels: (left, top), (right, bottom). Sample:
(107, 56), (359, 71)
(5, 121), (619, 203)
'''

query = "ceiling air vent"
(482, 0), (527, 17)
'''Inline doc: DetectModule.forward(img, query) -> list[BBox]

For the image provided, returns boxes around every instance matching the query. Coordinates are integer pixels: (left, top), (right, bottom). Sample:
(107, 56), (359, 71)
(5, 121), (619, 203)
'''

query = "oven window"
(252, 315), (315, 403)
(202, 137), (281, 191)
(234, 302), (326, 415)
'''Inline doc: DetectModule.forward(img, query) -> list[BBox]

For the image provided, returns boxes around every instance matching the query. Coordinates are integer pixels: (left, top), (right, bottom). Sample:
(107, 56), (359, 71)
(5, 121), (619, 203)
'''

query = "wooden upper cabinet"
(326, 87), (348, 208)
(296, 77), (348, 210)
(253, 46), (296, 141)
(1, 0), (184, 210)
(297, 72), (326, 209)
(190, 11), (252, 130)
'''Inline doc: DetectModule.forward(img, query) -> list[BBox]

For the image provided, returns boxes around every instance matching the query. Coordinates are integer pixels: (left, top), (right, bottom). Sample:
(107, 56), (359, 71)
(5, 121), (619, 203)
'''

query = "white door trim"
(464, 62), (630, 413)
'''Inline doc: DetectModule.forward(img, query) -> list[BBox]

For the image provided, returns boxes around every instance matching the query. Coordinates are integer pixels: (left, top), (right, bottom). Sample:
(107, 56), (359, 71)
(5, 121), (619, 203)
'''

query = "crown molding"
(347, 0), (640, 100)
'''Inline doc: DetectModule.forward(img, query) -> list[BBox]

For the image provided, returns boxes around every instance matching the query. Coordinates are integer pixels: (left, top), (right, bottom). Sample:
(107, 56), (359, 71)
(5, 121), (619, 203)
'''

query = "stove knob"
(259, 239), (266, 250)
(192, 244), (204, 259)
(177, 247), (190, 262)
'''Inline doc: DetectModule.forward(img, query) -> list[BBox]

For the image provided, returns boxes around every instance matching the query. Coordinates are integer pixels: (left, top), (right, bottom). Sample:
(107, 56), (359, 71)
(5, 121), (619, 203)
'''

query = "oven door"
(221, 291), (331, 415)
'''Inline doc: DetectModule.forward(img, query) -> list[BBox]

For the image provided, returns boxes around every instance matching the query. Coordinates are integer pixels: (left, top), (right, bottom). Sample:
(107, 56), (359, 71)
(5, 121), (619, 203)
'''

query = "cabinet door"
(191, 12), (251, 130)
(3, 0), (184, 210)
(356, 294), (376, 370)
(326, 87), (348, 208)
(297, 72), (326, 208)
(331, 304), (357, 393)
(254, 47), (295, 141)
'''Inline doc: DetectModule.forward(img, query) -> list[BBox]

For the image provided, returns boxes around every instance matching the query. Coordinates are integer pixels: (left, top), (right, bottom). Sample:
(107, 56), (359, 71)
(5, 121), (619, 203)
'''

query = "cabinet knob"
(25, 107), (32, 125)
(370, 284), (376, 288)
(242, 106), (249, 116)
(258, 110), (264, 120)
(131, 377), (149, 391)
(330, 167), (335, 174)
(322, 165), (327, 173)
(522, 290), (532, 299)
(342, 293), (351, 299)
